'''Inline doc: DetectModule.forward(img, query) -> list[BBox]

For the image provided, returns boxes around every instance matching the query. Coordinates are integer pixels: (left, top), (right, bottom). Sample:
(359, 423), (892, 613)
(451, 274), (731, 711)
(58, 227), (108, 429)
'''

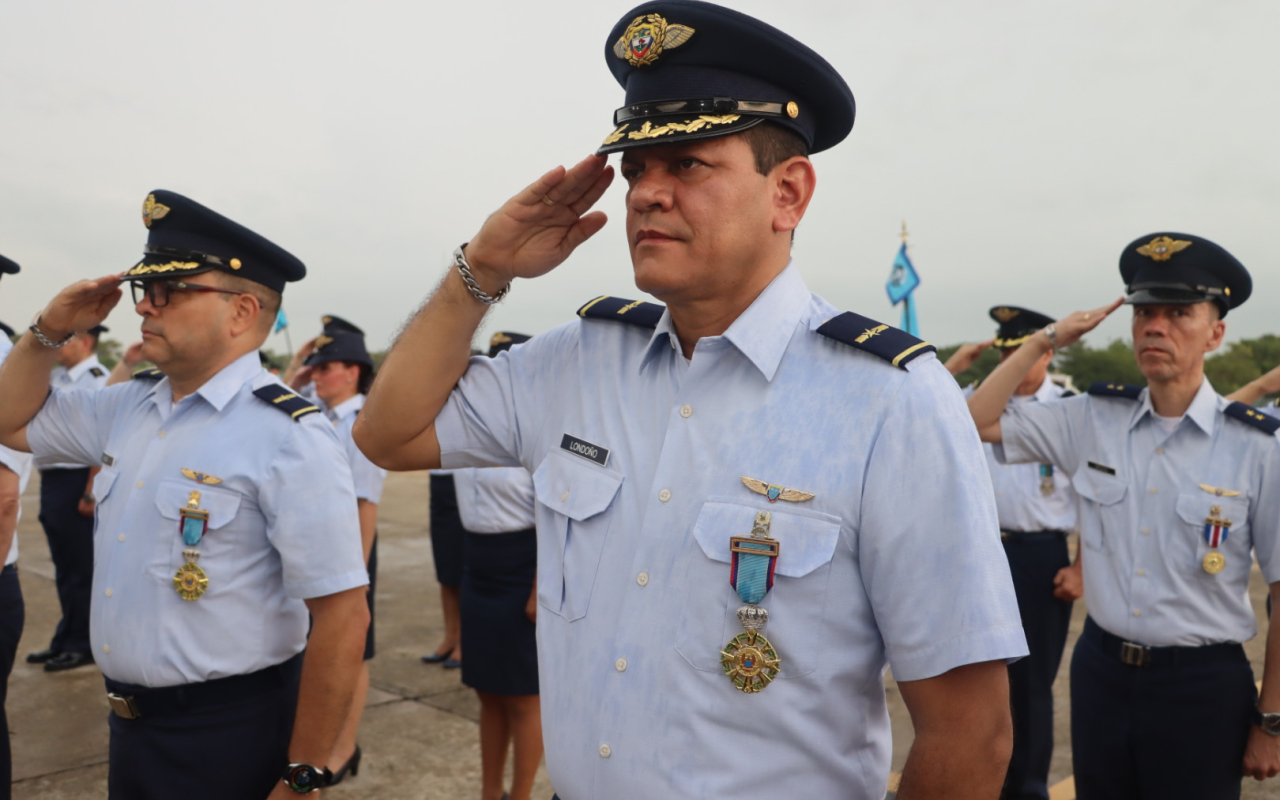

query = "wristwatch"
(1041, 323), (1058, 350)
(281, 763), (332, 793)
(1255, 708), (1280, 736)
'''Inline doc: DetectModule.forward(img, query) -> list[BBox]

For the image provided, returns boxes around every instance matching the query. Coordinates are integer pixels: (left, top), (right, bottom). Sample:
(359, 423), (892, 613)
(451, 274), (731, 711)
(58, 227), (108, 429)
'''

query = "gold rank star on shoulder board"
(741, 476), (815, 503)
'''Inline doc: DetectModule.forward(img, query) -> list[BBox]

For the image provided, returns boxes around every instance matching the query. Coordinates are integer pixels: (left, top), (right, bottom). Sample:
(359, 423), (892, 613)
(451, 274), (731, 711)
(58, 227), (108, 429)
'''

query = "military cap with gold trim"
(989, 306), (1054, 350)
(320, 314), (364, 337)
(0, 254), (18, 277)
(1120, 232), (1250, 317)
(123, 190), (305, 294)
(488, 331), (530, 358)
(599, 0), (855, 155)
(305, 313), (374, 370)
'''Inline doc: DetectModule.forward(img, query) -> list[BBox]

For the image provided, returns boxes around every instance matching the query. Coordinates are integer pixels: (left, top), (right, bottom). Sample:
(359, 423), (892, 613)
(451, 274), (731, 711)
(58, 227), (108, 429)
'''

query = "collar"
(65, 354), (103, 381)
(1130, 376), (1218, 434)
(327, 393), (365, 422)
(640, 261), (809, 381)
(145, 350), (265, 413)
(1031, 375), (1062, 403)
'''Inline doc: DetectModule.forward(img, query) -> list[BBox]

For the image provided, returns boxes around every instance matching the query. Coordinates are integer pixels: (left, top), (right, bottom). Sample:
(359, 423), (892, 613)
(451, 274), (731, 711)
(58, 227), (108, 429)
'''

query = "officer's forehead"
(618, 135), (746, 166)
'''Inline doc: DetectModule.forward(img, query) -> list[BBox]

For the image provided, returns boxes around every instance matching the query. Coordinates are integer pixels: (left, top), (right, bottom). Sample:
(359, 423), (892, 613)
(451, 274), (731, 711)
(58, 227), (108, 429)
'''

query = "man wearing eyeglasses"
(0, 191), (369, 800)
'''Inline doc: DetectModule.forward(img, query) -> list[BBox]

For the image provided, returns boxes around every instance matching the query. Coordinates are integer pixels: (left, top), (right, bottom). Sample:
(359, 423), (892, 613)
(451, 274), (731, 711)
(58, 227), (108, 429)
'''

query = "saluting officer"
(948, 306), (1082, 800)
(357, 3), (1027, 798)
(26, 322), (110, 673)
(0, 191), (369, 799)
(0, 253), (33, 800)
(968, 234), (1280, 798)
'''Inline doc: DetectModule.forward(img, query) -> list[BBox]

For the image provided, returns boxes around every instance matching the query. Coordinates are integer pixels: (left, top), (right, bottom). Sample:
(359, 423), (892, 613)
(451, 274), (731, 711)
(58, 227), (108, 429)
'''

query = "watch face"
(1263, 713), (1280, 736)
(287, 765), (321, 792)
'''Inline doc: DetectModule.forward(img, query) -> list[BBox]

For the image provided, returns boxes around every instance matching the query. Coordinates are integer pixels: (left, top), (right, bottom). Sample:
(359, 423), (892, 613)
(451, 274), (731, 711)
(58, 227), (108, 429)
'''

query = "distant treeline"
(940, 334), (1280, 401)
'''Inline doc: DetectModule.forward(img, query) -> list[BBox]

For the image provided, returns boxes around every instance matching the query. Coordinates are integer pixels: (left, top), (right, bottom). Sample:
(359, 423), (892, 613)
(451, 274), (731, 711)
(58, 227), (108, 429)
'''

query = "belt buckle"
(1119, 641), (1151, 667)
(107, 692), (141, 719)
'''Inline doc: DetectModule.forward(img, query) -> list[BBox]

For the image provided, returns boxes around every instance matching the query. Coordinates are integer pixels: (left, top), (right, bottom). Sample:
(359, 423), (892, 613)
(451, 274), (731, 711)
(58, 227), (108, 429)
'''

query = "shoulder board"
(1087, 381), (1143, 399)
(0, 321), (14, 338)
(816, 312), (935, 369)
(131, 367), (163, 381)
(577, 296), (665, 329)
(89, 366), (106, 377)
(252, 384), (321, 422)
(1224, 401), (1280, 435)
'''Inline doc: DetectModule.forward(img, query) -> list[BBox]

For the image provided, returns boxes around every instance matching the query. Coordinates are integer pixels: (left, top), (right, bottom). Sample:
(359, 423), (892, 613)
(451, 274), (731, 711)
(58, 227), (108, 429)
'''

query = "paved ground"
(8, 470), (1278, 798)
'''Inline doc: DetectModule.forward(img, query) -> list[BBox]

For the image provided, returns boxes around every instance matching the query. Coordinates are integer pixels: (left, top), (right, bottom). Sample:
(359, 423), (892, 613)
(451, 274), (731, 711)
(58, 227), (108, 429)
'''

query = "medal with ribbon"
(1201, 504), (1231, 575)
(720, 511), (782, 693)
(173, 490), (211, 600)
(1038, 464), (1054, 496)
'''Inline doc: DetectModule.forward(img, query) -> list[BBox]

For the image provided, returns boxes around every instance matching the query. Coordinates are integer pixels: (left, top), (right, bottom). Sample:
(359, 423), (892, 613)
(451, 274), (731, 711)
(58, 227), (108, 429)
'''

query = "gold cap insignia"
(612, 14), (695, 67)
(992, 307), (1020, 323)
(490, 332), (513, 348)
(1136, 236), (1192, 262)
(142, 194), (170, 228)
(315, 335), (334, 349)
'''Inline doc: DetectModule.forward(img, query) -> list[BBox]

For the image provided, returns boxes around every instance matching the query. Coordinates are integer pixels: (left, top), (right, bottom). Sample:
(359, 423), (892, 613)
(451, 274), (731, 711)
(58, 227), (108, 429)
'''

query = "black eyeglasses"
(129, 280), (244, 308)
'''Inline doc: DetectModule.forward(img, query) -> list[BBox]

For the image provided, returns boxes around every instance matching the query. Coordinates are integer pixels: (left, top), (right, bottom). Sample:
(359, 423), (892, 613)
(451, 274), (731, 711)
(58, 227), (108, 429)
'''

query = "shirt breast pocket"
(674, 499), (842, 680)
(532, 453), (624, 622)
(1070, 466), (1128, 552)
(1174, 492), (1250, 578)
(148, 480), (244, 585)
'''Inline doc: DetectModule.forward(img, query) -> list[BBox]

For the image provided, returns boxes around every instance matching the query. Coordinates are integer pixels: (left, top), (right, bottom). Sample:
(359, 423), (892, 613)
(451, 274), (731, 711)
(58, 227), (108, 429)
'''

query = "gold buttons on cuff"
(636, 572), (649, 587)
(679, 405), (693, 418)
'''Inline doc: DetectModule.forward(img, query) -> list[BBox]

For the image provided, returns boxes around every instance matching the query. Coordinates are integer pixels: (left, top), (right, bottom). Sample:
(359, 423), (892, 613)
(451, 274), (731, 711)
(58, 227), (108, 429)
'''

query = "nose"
(627, 165), (674, 212)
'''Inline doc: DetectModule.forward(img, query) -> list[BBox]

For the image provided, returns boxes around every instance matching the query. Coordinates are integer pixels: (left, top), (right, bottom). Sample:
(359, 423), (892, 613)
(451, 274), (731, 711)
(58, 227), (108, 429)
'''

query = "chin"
(139, 340), (169, 366)
(631, 259), (690, 300)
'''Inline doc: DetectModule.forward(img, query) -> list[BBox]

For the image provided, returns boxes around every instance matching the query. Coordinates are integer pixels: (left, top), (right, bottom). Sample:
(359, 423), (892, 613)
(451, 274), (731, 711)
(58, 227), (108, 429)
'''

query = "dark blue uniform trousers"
(1001, 532), (1073, 800)
(106, 653), (302, 800)
(1071, 617), (1256, 800)
(0, 565), (24, 800)
(38, 468), (94, 655)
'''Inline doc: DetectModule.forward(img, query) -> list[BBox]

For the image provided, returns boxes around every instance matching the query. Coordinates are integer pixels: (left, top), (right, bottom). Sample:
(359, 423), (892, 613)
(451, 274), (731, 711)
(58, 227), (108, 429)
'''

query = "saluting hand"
(464, 154), (615, 287)
(36, 274), (124, 341)
(1049, 298), (1125, 350)
(943, 339), (995, 377)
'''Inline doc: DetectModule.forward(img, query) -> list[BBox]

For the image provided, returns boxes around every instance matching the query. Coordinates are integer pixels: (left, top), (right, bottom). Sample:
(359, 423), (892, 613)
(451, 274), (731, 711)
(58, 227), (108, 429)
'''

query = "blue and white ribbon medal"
(173, 490), (211, 600)
(1201, 504), (1231, 575)
(1038, 464), (1054, 496)
(721, 511), (782, 693)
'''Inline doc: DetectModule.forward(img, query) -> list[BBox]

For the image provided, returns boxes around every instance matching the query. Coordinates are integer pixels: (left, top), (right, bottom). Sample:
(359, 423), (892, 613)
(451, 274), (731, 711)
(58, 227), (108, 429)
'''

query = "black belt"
(1083, 617), (1244, 668)
(1000, 528), (1068, 542)
(104, 652), (302, 719)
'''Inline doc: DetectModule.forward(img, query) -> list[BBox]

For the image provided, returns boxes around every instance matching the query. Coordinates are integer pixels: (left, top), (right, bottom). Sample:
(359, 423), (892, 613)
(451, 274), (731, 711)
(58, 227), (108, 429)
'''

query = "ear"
(771, 156), (816, 235)
(226, 292), (263, 338)
(1204, 313), (1226, 354)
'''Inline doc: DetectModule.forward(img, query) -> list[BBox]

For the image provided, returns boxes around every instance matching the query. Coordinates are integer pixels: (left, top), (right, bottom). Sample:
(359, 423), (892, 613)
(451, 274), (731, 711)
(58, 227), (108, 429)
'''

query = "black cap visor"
(599, 109), (764, 155)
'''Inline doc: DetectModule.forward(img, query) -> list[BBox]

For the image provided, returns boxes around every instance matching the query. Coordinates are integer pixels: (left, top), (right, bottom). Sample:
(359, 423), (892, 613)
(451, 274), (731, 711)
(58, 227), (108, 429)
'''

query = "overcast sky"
(2, 0), (1277, 356)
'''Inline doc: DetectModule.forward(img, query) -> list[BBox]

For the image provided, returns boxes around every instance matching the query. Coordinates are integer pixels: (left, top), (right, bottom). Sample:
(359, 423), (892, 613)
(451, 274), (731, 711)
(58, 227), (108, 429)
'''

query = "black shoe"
(43, 651), (95, 672)
(442, 657), (462, 669)
(328, 745), (362, 786)
(420, 652), (450, 664)
(26, 648), (60, 664)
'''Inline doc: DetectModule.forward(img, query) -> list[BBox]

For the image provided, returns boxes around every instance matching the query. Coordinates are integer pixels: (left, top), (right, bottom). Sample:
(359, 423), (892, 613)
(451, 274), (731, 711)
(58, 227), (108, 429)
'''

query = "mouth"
(634, 229), (680, 245)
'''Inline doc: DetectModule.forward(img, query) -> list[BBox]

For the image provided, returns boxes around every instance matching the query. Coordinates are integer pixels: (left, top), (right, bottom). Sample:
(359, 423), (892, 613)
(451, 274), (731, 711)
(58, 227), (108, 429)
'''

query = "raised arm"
(1227, 364), (1280, 407)
(354, 155), (613, 471)
(968, 299), (1123, 443)
(0, 274), (122, 451)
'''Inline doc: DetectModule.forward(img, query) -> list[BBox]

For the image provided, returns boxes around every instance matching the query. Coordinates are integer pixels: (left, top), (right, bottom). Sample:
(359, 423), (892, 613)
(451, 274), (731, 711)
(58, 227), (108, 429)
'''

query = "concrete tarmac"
(8, 471), (1278, 799)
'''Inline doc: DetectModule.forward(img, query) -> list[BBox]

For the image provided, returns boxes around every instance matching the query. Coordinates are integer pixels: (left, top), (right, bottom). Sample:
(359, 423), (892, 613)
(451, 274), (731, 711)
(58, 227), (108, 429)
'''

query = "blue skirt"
(460, 528), (538, 696)
(429, 474), (466, 588)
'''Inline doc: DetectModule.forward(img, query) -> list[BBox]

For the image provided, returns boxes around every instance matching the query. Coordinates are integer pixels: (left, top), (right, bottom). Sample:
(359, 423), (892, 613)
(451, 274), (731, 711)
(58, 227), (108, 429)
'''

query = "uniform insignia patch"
(1087, 382), (1143, 400)
(577, 296), (665, 329)
(612, 14), (695, 67)
(89, 366), (106, 377)
(992, 307), (1020, 323)
(740, 476), (815, 503)
(141, 193), (170, 228)
(1224, 401), (1280, 435)
(181, 468), (224, 486)
(131, 367), (163, 380)
(1136, 235), (1192, 262)
(816, 312), (935, 369)
(252, 384), (321, 421)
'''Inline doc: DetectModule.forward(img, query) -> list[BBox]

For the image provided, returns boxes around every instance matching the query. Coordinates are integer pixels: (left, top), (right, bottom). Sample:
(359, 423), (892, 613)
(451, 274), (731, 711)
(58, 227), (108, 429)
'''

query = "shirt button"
(118, 534), (126, 542)
(158, 430), (167, 439)
(136, 480), (145, 489)
(599, 744), (612, 758)
(1155, 447), (1163, 454)
(615, 658), (627, 672)
(105, 588), (112, 597)
(102, 645), (110, 654)
(1148, 487), (1158, 494)
(658, 489), (671, 502)
(1133, 609), (1142, 617)
(679, 405), (693, 418)
(1141, 527), (1151, 535)
(637, 572), (649, 587)
(1136, 569), (1146, 577)
(561, 490), (570, 502)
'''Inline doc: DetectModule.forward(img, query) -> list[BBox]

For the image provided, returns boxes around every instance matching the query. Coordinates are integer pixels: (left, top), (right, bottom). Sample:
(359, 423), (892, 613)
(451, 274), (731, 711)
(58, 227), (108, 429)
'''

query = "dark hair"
(350, 362), (375, 395)
(738, 121), (809, 176)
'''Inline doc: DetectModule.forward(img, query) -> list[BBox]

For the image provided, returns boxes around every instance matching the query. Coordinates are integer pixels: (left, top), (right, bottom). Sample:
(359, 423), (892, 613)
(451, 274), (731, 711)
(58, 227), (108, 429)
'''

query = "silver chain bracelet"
(27, 316), (76, 348)
(453, 245), (510, 306)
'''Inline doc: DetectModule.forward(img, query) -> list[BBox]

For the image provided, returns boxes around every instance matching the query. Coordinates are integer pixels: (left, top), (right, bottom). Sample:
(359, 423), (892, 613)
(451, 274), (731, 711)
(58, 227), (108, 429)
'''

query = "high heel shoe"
(328, 745), (362, 786)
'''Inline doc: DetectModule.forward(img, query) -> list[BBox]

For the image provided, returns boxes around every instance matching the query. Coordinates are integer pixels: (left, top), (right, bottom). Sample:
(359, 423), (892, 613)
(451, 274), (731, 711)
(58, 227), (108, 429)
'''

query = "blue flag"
(885, 244), (920, 304)
(274, 308), (289, 334)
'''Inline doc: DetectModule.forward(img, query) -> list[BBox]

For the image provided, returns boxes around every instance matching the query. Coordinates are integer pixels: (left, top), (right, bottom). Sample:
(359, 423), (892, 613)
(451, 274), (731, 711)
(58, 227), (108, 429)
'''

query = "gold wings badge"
(740, 476), (815, 504)
(181, 468), (224, 485)
(1198, 484), (1241, 498)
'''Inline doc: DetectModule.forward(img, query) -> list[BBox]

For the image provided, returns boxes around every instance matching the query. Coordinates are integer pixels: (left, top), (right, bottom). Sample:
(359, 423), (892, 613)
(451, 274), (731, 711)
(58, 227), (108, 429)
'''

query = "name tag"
(1087, 461), (1116, 475)
(560, 434), (610, 467)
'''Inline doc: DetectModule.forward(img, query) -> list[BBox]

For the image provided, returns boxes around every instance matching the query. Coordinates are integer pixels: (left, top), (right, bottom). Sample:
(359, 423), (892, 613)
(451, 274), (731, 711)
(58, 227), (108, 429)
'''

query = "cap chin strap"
(614, 97), (787, 125)
(143, 244), (239, 270)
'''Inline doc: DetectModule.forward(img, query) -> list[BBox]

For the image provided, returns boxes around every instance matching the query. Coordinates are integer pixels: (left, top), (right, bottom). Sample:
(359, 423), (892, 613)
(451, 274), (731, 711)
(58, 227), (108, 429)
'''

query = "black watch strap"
(282, 763), (332, 793)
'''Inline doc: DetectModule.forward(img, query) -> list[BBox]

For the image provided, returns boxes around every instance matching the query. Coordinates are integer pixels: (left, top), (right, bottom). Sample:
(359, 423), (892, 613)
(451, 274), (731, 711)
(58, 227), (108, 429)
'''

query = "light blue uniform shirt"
(998, 377), (1280, 647)
(437, 262), (1027, 799)
(0, 336), (33, 566)
(453, 468), (535, 534)
(971, 377), (1078, 533)
(38, 354), (109, 470)
(326, 393), (386, 504)
(27, 350), (368, 686)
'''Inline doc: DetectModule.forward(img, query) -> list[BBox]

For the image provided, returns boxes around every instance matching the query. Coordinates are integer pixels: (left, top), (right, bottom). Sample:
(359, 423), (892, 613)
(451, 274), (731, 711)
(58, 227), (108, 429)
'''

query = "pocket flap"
(91, 468), (118, 502)
(153, 480), (242, 530)
(533, 453), (624, 522)
(692, 501), (841, 578)
(1071, 466), (1128, 505)
(1175, 491), (1248, 527)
